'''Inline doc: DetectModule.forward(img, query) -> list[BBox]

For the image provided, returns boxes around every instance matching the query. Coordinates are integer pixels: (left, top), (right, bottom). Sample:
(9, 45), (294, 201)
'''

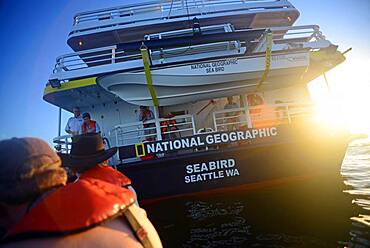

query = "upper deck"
(67, 0), (299, 51)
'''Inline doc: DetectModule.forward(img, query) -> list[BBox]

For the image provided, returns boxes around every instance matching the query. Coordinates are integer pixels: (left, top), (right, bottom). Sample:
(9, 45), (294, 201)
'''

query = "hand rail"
(53, 134), (115, 155)
(72, 0), (295, 27)
(213, 103), (313, 131)
(108, 114), (196, 147)
(54, 103), (313, 155)
(53, 135), (73, 153)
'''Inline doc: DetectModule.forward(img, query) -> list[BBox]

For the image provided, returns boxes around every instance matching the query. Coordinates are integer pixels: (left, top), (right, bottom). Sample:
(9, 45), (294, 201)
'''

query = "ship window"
(98, 14), (111, 21)
(145, 34), (161, 41)
(171, 111), (185, 116)
(119, 11), (131, 17)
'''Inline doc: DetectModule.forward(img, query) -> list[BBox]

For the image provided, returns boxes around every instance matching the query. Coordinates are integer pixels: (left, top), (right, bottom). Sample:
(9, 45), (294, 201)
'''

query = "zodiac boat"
(97, 24), (343, 106)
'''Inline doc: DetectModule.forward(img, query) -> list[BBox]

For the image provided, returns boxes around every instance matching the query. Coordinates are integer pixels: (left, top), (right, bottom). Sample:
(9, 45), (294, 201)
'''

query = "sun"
(308, 56), (370, 136)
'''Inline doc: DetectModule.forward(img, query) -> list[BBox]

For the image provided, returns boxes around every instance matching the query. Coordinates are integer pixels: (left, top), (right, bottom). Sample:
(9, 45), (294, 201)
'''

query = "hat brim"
(60, 147), (117, 170)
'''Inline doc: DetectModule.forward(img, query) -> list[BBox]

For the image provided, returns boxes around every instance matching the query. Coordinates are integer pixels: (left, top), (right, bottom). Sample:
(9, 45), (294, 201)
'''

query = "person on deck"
(0, 136), (162, 247)
(223, 96), (240, 131)
(139, 106), (154, 123)
(65, 107), (83, 136)
(81, 112), (101, 134)
(139, 106), (155, 142)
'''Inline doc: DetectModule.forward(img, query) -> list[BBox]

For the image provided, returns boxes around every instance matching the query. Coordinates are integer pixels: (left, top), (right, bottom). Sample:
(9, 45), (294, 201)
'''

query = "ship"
(45, 0), (351, 206)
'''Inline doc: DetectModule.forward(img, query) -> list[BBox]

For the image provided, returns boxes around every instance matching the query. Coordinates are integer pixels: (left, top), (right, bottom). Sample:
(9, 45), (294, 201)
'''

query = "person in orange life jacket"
(139, 106), (154, 123)
(81, 112), (101, 134)
(61, 134), (140, 202)
(138, 106), (157, 160)
(0, 135), (162, 248)
(58, 133), (162, 247)
(224, 96), (240, 131)
(139, 106), (156, 142)
(0, 138), (67, 239)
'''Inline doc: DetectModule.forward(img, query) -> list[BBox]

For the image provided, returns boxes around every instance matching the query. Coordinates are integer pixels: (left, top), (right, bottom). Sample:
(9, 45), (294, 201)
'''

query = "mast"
(58, 107), (62, 137)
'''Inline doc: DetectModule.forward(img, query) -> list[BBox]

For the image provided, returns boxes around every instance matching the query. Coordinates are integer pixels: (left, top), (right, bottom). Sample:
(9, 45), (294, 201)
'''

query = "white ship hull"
(98, 51), (309, 106)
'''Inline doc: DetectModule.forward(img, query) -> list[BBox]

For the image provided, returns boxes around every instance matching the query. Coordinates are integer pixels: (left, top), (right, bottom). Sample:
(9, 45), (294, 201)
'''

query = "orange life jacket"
(6, 177), (135, 240)
(160, 116), (178, 133)
(82, 120), (97, 134)
(80, 164), (131, 187)
(4, 167), (162, 247)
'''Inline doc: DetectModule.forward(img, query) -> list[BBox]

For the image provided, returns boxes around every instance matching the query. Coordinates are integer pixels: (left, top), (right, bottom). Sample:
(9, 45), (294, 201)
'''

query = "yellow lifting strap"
(256, 31), (273, 91)
(141, 46), (159, 107)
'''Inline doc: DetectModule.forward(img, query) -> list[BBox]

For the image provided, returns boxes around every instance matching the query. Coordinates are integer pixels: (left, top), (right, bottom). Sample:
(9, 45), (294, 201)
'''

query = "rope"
(140, 45), (159, 107)
(167, 0), (174, 19)
(256, 31), (273, 91)
(323, 72), (331, 93)
(196, 100), (215, 115)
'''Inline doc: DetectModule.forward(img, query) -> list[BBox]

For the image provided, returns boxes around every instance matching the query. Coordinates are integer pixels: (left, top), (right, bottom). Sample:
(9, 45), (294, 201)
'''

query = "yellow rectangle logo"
(135, 143), (146, 157)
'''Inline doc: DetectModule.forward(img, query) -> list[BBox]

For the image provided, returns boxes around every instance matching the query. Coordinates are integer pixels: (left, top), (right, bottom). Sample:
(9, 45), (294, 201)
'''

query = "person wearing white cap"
(65, 107), (83, 136)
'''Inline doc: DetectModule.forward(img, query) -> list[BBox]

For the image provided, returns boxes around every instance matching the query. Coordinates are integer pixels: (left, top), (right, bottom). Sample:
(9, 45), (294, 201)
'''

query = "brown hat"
(60, 133), (117, 172)
(0, 137), (67, 204)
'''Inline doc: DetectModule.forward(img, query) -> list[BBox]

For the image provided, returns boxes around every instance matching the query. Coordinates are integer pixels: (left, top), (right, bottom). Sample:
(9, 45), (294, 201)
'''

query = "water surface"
(147, 140), (370, 247)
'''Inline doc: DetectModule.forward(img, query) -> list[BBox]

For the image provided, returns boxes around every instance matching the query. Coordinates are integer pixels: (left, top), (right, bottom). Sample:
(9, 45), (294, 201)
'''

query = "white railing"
(53, 104), (312, 158)
(71, 0), (295, 32)
(53, 135), (73, 153)
(50, 25), (328, 83)
(53, 45), (134, 73)
(53, 134), (114, 154)
(252, 25), (327, 52)
(109, 114), (196, 147)
(269, 25), (328, 51)
(270, 25), (325, 42)
(213, 103), (313, 131)
(52, 41), (239, 74)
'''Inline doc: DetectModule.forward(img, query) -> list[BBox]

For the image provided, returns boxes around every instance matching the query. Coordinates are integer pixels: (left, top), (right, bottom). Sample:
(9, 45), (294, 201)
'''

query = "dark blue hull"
(118, 123), (350, 206)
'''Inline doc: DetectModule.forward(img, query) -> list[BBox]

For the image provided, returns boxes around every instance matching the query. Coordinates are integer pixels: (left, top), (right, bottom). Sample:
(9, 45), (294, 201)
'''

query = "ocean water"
(147, 139), (370, 247)
(341, 139), (370, 247)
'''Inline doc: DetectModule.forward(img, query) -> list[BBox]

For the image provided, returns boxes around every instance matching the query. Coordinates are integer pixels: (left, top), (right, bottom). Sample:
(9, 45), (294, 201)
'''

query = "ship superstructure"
(45, 0), (350, 205)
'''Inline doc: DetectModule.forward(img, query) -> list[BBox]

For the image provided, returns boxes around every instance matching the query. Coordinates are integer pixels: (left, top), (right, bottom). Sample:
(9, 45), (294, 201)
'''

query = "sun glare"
(308, 56), (370, 135)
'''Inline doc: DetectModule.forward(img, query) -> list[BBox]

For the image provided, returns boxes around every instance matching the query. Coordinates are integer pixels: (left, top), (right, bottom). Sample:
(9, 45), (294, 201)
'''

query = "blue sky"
(0, 0), (369, 143)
